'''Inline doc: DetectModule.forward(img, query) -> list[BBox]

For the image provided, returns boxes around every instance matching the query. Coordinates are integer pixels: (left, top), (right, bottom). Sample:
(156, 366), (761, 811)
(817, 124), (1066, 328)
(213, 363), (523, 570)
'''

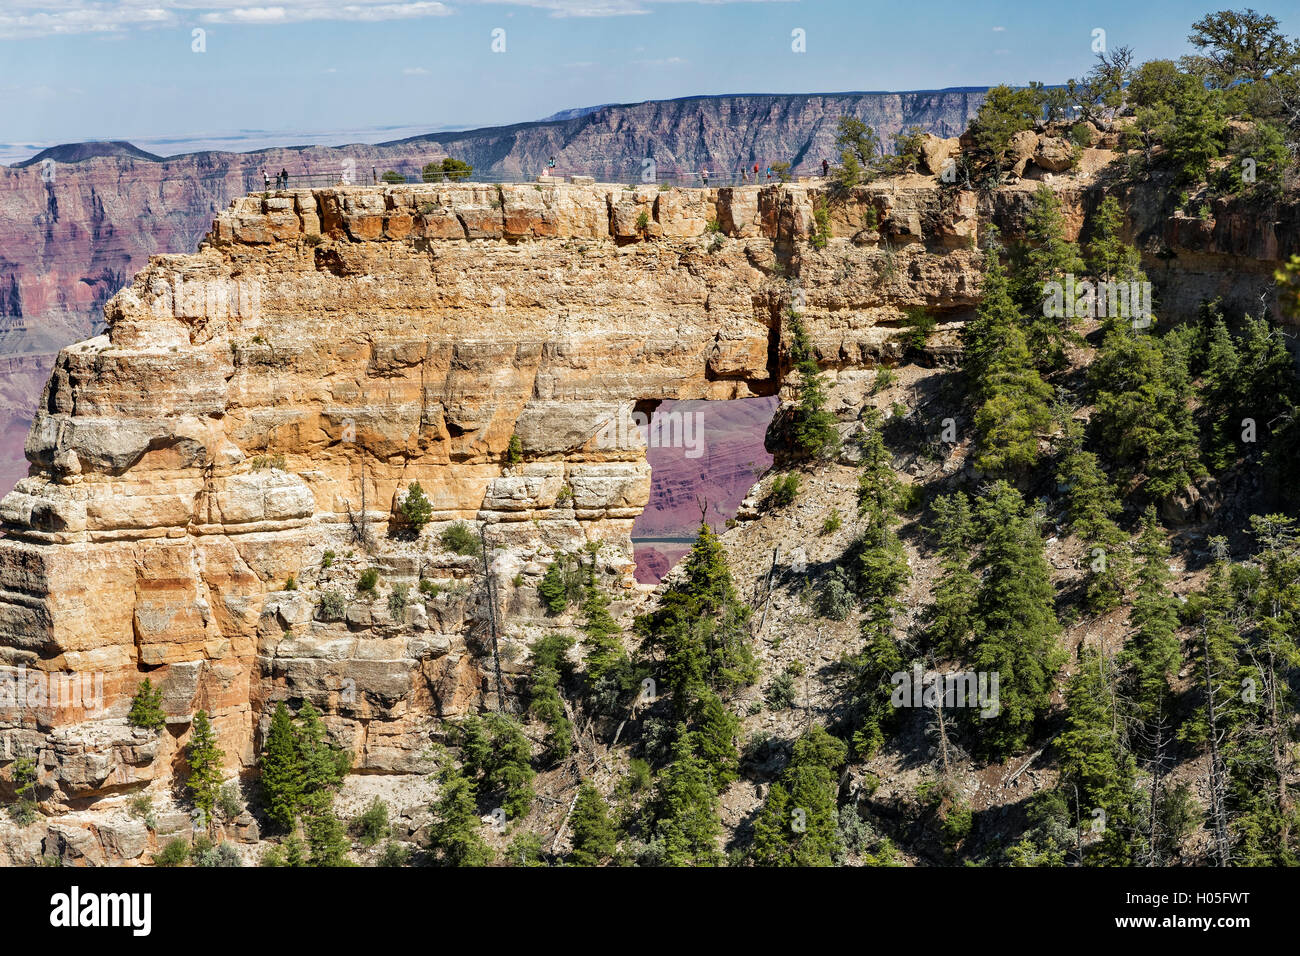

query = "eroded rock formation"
(0, 175), (997, 838)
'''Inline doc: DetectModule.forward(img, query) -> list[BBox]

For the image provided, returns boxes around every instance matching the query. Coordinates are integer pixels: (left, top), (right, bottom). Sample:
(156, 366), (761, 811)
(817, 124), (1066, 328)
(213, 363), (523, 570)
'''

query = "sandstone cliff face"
(0, 91), (990, 507)
(0, 176), (997, 855)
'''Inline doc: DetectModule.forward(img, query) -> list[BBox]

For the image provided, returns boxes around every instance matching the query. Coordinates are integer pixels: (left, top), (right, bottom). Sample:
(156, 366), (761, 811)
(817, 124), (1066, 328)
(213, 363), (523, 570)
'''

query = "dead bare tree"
(478, 524), (505, 712)
(344, 461), (374, 551)
(1200, 623), (1234, 867)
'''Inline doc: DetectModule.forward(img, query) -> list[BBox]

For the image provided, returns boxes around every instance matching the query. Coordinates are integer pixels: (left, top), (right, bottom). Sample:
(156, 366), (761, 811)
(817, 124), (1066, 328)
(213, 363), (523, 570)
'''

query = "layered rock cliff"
(3, 128), (1296, 862)
(0, 169), (1002, 852)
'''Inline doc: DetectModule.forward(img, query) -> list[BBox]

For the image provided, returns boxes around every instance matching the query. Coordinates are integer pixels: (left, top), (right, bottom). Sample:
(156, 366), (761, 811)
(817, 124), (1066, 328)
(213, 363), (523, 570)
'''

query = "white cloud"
(401, 65), (429, 74)
(0, 1), (453, 38)
(0, 0), (784, 38)
(991, 25), (1005, 32)
(199, 2), (453, 24)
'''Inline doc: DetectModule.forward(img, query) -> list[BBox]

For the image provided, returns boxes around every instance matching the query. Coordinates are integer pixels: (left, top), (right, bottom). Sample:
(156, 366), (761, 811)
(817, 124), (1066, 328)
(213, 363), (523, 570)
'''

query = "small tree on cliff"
(833, 117), (881, 187)
(127, 678), (166, 732)
(787, 311), (840, 459)
(423, 158), (474, 183)
(186, 711), (225, 825)
(568, 782), (618, 866)
(400, 481), (433, 533)
(260, 702), (302, 831)
(428, 760), (495, 867)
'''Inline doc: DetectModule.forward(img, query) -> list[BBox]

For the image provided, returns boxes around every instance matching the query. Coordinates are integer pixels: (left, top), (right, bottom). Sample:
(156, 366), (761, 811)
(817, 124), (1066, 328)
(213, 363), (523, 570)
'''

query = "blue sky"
(3, 0), (1300, 155)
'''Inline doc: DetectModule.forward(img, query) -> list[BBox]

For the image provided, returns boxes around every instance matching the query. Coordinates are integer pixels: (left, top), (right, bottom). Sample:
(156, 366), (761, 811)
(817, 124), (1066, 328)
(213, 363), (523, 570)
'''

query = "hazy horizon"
(4, 0), (1280, 157)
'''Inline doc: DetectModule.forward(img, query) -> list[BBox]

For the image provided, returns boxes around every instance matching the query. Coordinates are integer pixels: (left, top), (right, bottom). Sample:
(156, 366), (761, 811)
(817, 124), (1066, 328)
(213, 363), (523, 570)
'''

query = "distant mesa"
(12, 141), (163, 168)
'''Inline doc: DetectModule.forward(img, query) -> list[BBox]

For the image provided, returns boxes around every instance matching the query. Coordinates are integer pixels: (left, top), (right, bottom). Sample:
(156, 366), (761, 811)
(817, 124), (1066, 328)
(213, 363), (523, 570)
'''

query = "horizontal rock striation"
(0, 173), (1069, 856)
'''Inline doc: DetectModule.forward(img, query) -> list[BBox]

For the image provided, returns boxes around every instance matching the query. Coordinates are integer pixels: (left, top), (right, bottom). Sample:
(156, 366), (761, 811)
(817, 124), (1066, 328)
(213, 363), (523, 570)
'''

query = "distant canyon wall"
(0, 90), (988, 502)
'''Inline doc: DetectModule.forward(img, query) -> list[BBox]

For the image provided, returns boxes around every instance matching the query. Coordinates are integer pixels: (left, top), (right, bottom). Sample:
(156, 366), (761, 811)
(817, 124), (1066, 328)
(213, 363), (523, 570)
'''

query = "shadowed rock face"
(0, 175), (999, 818)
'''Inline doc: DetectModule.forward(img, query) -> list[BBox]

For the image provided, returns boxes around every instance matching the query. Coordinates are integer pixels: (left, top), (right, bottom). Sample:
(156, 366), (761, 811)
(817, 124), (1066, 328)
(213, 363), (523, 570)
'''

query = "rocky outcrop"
(0, 176), (999, 849)
(0, 91), (991, 508)
(4, 144), (1294, 861)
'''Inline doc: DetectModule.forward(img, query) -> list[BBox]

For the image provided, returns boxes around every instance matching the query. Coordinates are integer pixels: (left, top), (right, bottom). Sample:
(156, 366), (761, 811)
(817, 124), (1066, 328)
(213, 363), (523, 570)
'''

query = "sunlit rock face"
(0, 173), (1030, 833)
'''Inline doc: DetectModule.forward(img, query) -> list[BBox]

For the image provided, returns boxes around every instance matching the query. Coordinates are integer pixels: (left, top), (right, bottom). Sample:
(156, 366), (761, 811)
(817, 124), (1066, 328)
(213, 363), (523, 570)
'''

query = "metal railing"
(244, 161), (830, 193)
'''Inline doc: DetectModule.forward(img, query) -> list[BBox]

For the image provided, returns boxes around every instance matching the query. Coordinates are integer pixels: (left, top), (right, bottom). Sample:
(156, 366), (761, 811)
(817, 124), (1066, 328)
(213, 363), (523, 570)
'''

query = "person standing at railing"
(280, 168), (289, 189)
(821, 158), (829, 178)
(263, 169), (271, 190)
(701, 167), (709, 186)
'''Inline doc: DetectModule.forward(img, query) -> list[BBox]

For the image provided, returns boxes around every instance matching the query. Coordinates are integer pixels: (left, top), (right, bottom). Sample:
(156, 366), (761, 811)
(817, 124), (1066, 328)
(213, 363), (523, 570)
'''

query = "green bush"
(440, 522), (480, 557)
(195, 841), (243, 867)
(219, 782), (243, 821)
(380, 170), (405, 184)
(284, 575), (297, 591)
(1069, 122), (1095, 148)
(506, 434), (523, 465)
(352, 797), (391, 847)
(769, 473), (800, 507)
(388, 583), (410, 620)
(321, 550), (335, 569)
(154, 839), (190, 867)
(6, 756), (38, 825)
(765, 669), (798, 710)
(317, 588), (346, 620)
(357, 568), (380, 593)
(127, 678), (167, 732)
(821, 509), (842, 535)
(377, 840), (410, 867)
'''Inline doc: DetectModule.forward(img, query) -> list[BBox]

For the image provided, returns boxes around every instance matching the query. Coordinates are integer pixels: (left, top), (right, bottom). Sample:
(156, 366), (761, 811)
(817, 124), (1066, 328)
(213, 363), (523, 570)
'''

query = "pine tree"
(926, 492), (979, 658)
(1090, 325), (1204, 500)
(538, 555), (579, 614)
(186, 710), (225, 824)
(1085, 196), (1144, 282)
(1121, 507), (1181, 723)
(749, 779), (794, 866)
(1057, 650), (1139, 865)
(787, 311), (840, 459)
(580, 580), (626, 685)
(1234, 515), (1300, 863)
(568, 782), (618, 866)
(306, 809), (353, 866)
(259, 702), (302, 831)
(651, 729), (723, 866)
(1180, 542), (1250, 864)
(965, 256), (1054, 474)
(1014, 186), (1086, 368)
(968, 482), (1065, 758)
(527, 634), (575, 760)
(485, 714), (535, 818)
(854, 408), (909, 605)
(689, 691), (741, 793)
(1056, 420), (1128, 613)
(428, 762), (494, 867)
(750, 726), (847, 866)
(295, 700), (348, 813)
(458, 713), (535, 818)
(634, 523), (757, 706)
(399, 481), (433, 532)
(127, 677), (166, 732)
